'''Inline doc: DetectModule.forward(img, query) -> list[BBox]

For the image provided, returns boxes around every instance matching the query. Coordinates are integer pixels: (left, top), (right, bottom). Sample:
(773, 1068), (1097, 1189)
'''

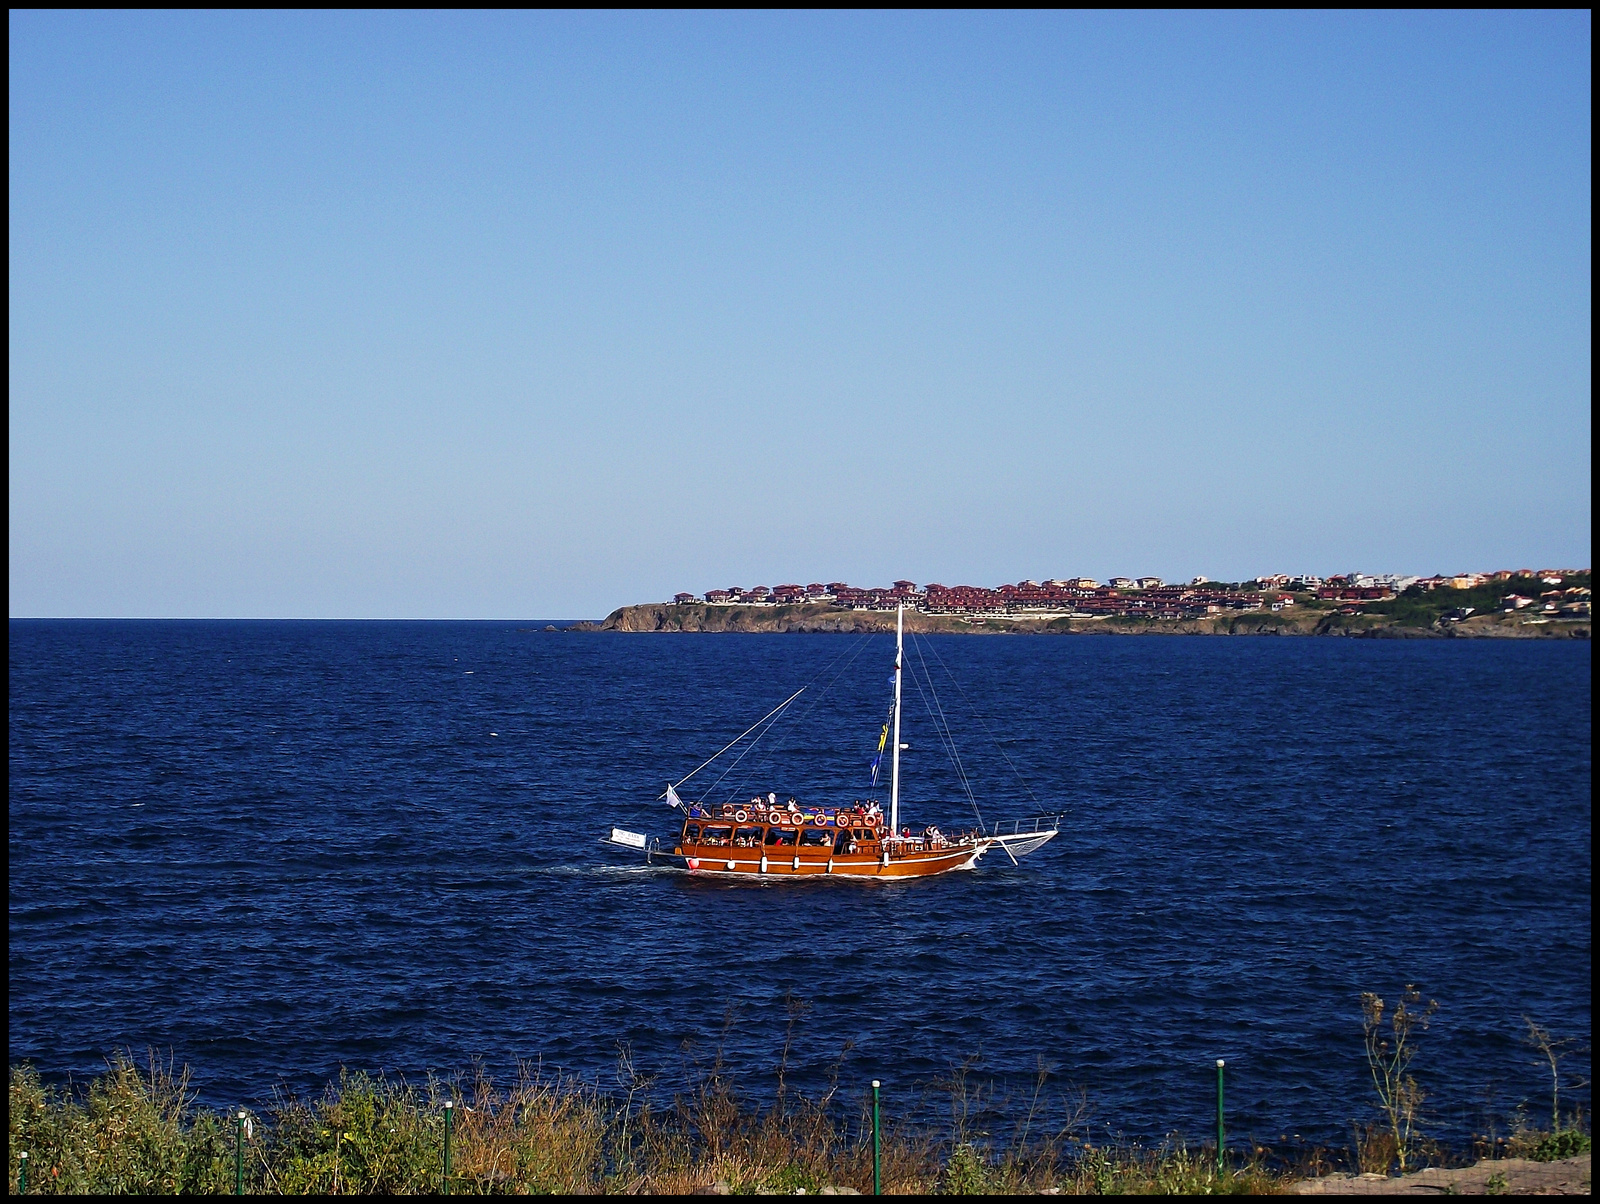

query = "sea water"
(8, 621), (1591, 1148)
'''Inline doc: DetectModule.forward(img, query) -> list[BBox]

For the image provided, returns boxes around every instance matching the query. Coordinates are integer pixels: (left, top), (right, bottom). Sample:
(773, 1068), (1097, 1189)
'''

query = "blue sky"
(9, 12), (1591, 617)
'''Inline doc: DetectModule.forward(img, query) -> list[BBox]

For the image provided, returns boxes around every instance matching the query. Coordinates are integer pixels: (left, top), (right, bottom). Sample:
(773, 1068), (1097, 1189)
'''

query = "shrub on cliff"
(9, 1055), (232, 1194)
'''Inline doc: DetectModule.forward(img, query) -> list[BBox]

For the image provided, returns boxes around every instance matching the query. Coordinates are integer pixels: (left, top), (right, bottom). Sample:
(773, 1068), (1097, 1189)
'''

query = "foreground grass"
(11, 1055), (1587, 1194)
(9, 1055), (1293, 1195)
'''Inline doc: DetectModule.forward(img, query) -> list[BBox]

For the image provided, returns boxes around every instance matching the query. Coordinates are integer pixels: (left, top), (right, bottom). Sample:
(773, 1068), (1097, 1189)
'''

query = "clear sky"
(9, 11), (1591, 617)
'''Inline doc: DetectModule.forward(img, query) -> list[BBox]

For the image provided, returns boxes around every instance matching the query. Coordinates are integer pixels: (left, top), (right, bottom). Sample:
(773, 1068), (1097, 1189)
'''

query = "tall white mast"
(890, 603), (903, 834)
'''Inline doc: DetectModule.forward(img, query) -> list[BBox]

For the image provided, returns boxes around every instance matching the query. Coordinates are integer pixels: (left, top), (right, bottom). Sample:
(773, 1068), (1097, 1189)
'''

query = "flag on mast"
(666, 783), (686, 810)
(869, 723), (889, 786)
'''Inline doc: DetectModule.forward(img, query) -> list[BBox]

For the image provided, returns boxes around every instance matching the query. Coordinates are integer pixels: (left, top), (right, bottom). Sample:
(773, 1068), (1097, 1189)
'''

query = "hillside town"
(669, 570), (1592, 622)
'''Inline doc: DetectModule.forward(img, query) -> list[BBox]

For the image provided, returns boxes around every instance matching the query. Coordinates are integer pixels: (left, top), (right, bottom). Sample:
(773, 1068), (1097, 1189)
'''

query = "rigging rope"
(906, 633), (984, 829)
(707, 631), (877, 805)
(697, 702), (797, 804)
(915, 633), (1046, 813)
(662, 686), (806, 795)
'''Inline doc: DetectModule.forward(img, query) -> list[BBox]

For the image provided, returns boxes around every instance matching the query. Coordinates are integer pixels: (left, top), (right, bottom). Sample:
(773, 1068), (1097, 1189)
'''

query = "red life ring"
(734, 809), (749, 823)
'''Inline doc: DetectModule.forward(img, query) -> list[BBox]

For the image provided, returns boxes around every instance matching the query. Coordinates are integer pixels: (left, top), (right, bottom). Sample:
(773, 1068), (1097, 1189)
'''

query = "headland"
(585, 570), (1590, 637)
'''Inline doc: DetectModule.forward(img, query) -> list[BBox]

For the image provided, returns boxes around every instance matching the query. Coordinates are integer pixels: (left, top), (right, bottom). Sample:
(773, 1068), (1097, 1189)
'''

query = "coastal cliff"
(591, 602), (1589, 638)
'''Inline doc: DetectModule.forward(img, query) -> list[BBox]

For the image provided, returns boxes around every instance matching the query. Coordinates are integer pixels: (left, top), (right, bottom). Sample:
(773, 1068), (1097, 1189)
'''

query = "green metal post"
(18, 1150), (27, 1195)
(443, 1099), (454, 1194)
(871, 1080), (881, 1196)
(235, 1111), (246, 1194)
(1216, 1059), (1226, 1175)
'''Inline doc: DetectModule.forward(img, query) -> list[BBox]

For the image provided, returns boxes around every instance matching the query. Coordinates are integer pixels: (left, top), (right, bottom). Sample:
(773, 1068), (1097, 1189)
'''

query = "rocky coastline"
(582, 602), (1590, 638)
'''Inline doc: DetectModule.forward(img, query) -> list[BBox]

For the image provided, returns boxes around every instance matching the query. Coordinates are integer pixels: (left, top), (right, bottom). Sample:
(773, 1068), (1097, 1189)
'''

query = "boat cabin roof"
(682, 801), (883, 828)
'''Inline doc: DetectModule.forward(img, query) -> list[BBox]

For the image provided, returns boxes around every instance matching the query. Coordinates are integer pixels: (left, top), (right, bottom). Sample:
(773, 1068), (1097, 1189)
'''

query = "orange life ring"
(734, 809), (749, 823)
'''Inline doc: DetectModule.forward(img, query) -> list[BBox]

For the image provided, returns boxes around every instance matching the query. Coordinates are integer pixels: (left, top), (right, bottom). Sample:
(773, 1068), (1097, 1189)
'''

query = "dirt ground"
(1292, 1153), (1590, 1195)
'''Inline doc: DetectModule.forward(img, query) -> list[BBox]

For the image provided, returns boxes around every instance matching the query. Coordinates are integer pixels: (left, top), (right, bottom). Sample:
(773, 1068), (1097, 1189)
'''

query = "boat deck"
(670, 806), (983, 877)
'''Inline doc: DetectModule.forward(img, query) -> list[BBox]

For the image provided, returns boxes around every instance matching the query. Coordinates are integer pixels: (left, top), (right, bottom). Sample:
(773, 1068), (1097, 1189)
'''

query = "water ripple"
(8, 621), (1591, 1147)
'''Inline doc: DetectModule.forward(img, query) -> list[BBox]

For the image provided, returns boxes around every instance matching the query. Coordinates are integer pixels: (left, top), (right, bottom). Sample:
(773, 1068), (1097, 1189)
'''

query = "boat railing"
(987, 814), (1061, 839)
(883, 828), (984, 857)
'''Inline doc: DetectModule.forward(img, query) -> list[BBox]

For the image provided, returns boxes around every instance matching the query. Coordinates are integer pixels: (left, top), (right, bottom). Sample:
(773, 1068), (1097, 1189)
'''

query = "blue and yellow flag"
(869, 723), (889, 785)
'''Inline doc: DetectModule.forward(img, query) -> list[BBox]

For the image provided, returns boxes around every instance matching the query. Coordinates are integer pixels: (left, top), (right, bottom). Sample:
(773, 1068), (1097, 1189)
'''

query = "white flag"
(666, 783), (686, 809)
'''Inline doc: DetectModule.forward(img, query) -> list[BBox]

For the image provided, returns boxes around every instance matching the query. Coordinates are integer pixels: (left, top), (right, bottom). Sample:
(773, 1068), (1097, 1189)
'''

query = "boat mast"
(890, 603), (903, 834)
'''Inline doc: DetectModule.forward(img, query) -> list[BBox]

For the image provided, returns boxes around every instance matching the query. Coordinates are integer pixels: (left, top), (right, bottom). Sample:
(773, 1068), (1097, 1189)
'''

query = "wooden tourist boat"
(664, 798), (984, 878)
(605, 606), (1059, 879)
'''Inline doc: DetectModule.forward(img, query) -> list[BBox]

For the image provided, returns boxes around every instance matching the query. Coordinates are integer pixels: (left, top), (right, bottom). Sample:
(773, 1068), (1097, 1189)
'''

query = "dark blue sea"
(8, 621), (1592, 1151)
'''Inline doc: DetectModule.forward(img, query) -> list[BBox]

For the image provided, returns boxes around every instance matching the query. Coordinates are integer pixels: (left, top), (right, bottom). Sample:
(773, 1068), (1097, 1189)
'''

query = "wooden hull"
(665, 841), (985, 878)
